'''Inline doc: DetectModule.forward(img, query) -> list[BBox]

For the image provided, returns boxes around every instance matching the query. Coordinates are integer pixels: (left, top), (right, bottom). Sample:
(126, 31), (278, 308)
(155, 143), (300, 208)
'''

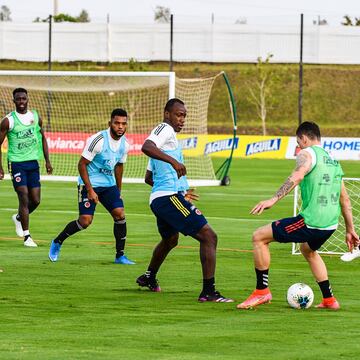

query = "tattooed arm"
(250, 150), (312, 215)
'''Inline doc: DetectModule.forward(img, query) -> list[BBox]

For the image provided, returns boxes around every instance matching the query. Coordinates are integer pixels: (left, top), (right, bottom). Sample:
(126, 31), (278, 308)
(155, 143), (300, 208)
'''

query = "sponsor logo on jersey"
(246, 138), (281, 156)
(204, 137), (239, 155)
(179, 137), (198, 150)
(17, 128), (34, 139)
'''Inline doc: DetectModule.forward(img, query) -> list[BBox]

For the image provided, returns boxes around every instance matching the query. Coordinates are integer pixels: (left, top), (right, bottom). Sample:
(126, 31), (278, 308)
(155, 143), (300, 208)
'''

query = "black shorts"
(78, 185), (124, 215)
(150, 193), (208, 239)
(8, 160), (40, 189)
(271, 214), (335, 251)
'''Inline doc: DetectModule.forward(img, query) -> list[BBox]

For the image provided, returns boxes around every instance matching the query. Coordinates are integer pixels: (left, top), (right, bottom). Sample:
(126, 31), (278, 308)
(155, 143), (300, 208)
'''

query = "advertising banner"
(286, 137), (360, 161)
(178, 134), (289, 159)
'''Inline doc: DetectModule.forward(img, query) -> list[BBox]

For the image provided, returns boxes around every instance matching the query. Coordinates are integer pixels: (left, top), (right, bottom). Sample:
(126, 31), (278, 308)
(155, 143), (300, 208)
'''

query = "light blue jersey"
(79, 130), (127, 188)
(150, 147), (189, 193)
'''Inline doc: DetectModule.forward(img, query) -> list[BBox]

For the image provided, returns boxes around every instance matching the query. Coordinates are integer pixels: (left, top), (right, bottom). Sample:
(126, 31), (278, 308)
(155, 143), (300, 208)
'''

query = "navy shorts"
(150, 193), (208, 239)
(78, 185), (124, 215)
(271, 214), (335, 251)
(8, 160), (40, 189)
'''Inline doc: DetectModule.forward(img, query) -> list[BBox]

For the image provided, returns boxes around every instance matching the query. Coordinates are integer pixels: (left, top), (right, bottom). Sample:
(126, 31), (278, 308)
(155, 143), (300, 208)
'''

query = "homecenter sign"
(286, 137), (360, 160)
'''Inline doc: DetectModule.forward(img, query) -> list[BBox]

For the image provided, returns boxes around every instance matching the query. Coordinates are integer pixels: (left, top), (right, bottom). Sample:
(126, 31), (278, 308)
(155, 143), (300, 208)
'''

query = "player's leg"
(12, 161), (41, 247)
(99, 186), (135, 264)
(111, 207), (135, 264)
(192, 224), (233, 302)
(49, 185), (94, 262)
(300, 241), (340, 310)
(136, 232), (179, 292)
(237, 223), (278, 309)
(27, 186), (41, 215)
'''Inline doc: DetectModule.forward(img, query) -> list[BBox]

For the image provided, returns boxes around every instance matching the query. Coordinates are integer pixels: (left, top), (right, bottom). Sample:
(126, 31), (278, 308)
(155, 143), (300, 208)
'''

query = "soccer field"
(1, 158), (360, 359)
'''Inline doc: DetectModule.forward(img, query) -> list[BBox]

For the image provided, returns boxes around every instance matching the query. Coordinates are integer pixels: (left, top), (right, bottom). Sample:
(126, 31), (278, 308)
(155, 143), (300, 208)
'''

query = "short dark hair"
(164, 98), (184, 112)
(296, 121), (321, 140)
(111, 108), (127, 119)
(13, 88), (27, 98)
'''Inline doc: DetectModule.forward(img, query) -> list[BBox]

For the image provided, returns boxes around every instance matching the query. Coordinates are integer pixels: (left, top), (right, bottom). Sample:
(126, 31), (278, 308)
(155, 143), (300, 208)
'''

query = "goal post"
(292, 178), (360, 255)
(0, 70), (236, 186)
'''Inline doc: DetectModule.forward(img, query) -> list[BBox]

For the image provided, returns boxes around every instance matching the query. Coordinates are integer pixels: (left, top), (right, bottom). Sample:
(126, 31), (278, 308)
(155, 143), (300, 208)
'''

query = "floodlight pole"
(298, 13), (304, 125)
(170, 14), (174, 71)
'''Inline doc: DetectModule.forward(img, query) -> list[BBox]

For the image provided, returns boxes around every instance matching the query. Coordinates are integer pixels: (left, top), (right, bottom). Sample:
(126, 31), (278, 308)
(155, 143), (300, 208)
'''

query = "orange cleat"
(237, 288), (272, 309)
(316, 297), (340, 310)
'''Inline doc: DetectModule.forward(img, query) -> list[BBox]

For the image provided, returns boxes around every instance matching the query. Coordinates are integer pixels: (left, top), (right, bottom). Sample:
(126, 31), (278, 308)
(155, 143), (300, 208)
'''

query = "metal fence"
(0, 20), (360, 63)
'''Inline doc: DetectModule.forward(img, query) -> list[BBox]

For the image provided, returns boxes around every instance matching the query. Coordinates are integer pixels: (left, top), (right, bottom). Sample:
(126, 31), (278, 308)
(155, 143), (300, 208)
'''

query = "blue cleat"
(49, 240), (62, 262)
(114, 255), (136, 265)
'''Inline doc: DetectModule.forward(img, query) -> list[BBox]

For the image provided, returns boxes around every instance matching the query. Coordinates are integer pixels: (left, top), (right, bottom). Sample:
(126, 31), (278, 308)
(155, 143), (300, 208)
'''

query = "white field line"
(0, 207), (269, 222)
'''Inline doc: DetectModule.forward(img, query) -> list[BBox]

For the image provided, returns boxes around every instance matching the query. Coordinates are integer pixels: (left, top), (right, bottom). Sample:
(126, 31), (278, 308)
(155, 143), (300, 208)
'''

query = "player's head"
(296, 121), (321, 149)
(109, 108), (127, 139)
(164, 98), (186, 132)
(13, 88), (28, 113)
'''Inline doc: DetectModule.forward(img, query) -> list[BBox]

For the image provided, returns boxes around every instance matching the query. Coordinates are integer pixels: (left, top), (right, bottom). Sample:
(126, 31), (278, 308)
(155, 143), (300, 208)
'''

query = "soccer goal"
(292, 178), (360, 255)
(0, 70), (236, 186)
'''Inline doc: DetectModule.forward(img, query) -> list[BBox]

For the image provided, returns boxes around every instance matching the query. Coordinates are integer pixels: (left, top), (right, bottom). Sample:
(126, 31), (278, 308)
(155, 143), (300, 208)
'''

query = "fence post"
(170, 14), (173, 71)
(298, 13), (304, 126)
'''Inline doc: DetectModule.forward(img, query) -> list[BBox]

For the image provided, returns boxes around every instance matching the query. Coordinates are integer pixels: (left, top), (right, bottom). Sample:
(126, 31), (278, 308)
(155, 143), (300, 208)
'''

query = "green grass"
(1, 158), (360, 359)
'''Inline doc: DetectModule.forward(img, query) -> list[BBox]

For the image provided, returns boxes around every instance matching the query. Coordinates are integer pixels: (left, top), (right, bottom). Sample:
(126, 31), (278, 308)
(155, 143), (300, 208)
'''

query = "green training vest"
(7, 110), (43, 162)
(300, 146), (344, 228)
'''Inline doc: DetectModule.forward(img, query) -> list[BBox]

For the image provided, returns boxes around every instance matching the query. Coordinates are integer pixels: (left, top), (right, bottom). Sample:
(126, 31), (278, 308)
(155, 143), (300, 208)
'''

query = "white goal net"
(0, 71), (220, 186)
(292, 178), (360, 255)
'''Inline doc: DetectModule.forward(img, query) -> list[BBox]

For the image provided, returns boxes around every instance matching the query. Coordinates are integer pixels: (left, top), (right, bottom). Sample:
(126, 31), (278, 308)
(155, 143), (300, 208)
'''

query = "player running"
(49, 108), (135, 264)
(0, 88), (53, 247)
(237, 121), (359, 310)
(136, 98), (233, 303)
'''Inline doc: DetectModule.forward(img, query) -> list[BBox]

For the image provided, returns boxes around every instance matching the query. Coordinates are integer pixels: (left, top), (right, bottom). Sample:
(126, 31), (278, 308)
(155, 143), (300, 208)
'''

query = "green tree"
(154, 5), (170, 23)
(246, 54), (275, 136)
(77, 9), (90, 23)
(0, 5), (11, 21)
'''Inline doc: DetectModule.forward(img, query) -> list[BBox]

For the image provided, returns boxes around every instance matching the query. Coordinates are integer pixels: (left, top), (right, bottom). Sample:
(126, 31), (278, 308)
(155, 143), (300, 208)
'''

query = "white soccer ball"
(287, 283), (314, 309)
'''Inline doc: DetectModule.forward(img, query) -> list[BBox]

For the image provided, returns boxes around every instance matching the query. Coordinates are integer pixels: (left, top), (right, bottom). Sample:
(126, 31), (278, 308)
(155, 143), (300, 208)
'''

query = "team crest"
(84, 201), (91, 208)
(195, 209), (202, 215)
(15, 176), (21, 183)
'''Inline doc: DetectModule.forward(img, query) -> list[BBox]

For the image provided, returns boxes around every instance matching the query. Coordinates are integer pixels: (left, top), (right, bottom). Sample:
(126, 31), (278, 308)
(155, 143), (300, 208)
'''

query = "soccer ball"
(287, 283), (314, 309)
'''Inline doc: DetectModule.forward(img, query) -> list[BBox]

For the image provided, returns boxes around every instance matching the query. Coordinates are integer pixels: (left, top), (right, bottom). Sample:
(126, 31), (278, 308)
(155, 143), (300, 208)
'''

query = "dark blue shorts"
(150, 193), (208, 239)
(8, 160), (40, 189)
(272, 214), (335, 251)
(78, 185), (124, 215)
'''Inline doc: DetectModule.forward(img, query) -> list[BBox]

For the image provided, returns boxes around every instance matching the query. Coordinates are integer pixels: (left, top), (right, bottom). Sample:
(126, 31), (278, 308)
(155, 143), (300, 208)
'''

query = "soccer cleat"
(48, 240), (62, 262)
(198, 291), (234, 303)
(340, 248), (360, 262)
(316, 297), (340, 310)
(114, 255), (136, 265)
(24, 236), (38, 248)
(136, 274), (161, 292)
(237, 288), (272, 309)
(12, 214), (23, 237)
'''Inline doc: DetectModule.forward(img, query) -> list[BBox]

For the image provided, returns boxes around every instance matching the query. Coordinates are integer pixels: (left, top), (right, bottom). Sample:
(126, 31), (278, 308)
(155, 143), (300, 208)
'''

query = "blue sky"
(6, 0), (360, 25)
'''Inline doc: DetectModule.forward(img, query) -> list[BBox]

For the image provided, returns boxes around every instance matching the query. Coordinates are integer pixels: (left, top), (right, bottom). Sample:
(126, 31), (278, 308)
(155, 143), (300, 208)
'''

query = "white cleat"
(340, 248), (360, 262)
(24, 236), (38, 248)
(12, 214), (24, 237)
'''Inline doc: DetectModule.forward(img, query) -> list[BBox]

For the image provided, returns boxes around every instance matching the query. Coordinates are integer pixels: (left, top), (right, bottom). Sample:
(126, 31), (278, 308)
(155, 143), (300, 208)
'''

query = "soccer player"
(237, 121), (359, 310)
(48, 108), (135, 265)
(136, 98), (233, 303)
(0, 88), (53, 247)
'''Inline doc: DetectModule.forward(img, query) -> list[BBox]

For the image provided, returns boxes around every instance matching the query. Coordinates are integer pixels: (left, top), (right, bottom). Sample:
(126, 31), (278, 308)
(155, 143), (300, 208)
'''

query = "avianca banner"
(286, 137), (360, 160)
(43, 132), (147, 155)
